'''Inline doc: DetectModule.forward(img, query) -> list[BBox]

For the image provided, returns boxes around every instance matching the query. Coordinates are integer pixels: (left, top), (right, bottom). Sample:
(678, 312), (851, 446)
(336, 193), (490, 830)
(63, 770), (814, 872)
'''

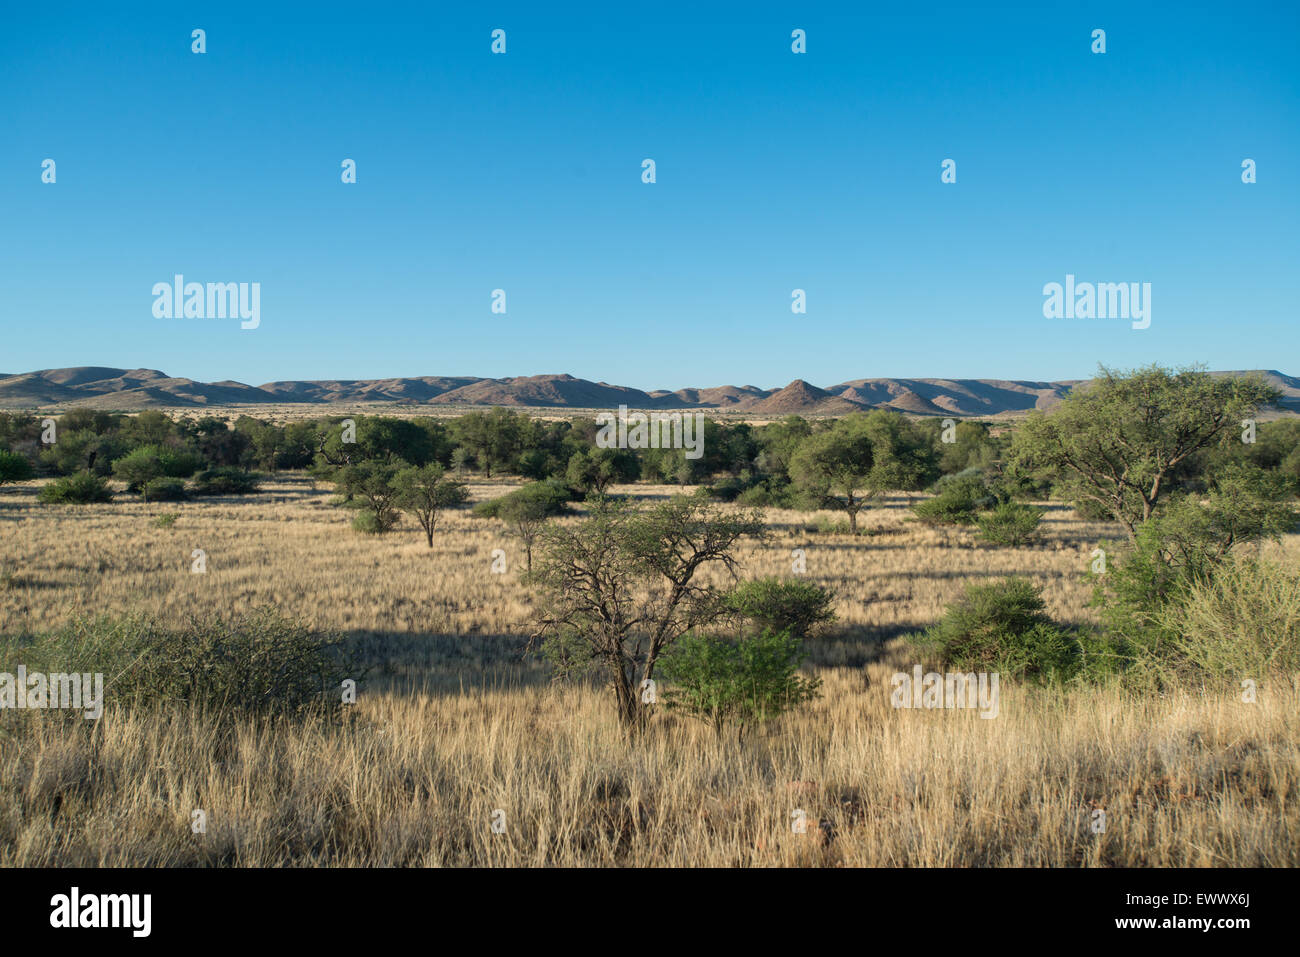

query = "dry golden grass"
(1, 475), (1298, 866)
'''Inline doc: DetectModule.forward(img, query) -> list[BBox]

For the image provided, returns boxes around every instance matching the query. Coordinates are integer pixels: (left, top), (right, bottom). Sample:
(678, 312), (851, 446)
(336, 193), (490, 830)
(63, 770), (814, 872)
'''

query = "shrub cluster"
(0, 608), (355, 717)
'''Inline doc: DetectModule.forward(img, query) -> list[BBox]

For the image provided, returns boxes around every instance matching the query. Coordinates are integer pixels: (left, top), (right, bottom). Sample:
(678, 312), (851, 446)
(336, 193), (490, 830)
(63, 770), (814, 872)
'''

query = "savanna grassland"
(2, 473), (1297, 866)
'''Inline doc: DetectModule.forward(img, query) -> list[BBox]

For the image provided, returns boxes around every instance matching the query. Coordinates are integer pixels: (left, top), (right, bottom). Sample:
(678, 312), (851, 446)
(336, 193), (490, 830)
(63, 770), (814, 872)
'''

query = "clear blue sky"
(2, 1), (1297, 391)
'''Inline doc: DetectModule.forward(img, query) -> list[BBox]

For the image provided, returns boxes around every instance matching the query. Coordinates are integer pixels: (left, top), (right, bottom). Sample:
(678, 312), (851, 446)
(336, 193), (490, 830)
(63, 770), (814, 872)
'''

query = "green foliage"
(919, 418), (1004, 475)
(909, 578), (1082, 682)
(157, 446), (205, 478)
(37, 470), (113, 504)
(111, 446), (165, 493)
(723, 578), (836, 639)
(976, 501), (1044, 546)
(733, 477), (800, 508)
(1157, 555), (1300, 684)
(143, 477), (187, 502)
(394, 463), (469, 546)
(1056, 488), (1115, 521)
(788, 417), (877, 532)
(153, 512), (178, 528)
(451, 408), (531, 476)
(658, 629), (822, 734)
(350, 510), (389, 534)
(191, 466), (262, 496)
(0, 608), (355, 716)
(337, 460), (404, 532)
(565, 446), (639, 495)
(1092, 464), (1296, 663)
(0, 449), (34, 486)
(531, 493), (764, 727)
(113, 445), (199, 496)
(911, 471), (994, 525)
(483, 481), (572, 569)
(1011, 365), (1281, 538)
(474, 479), (571, 518)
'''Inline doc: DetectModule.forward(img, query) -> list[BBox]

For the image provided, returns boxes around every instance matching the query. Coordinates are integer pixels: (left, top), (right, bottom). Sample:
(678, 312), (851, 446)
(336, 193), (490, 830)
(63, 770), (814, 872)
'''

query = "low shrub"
(658, 629), (822, 735)
(37, 471), (113, 504)
(0, 608), (355, 716)
(912, 472), (994, 526)
(0, 449), (34, 486)
(723, 578), (836, 639)
(908, 577), (1081, 682)
(1158, 554), (1300, 684)
(191, 467), (261, 496)
(143, 477), (187, 502)
(734, 481), (800, 508)
(351, 509), (395, 534)
(473, 479), (570, 519)
(976, 502), (1044, 546)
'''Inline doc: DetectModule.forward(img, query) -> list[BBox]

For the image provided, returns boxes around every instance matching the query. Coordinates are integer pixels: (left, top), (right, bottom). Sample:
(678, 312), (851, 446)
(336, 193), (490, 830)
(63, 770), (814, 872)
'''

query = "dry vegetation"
(2, 476), (1298, 866)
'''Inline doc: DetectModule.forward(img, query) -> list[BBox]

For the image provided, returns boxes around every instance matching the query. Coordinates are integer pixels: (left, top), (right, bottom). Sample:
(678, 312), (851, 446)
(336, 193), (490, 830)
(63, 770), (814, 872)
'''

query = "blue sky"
(2, 1), (1297, 391)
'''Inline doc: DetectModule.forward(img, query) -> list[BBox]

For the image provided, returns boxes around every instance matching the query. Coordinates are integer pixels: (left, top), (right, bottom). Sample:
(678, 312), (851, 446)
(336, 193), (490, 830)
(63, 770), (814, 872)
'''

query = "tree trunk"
(613, 666), (639, 729)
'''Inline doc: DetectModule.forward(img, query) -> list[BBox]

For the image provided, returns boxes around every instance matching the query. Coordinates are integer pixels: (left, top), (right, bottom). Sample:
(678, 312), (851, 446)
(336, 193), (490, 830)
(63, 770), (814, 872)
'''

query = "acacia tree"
(111, 447), (165, 500)
(1011, 365), (1281, 540)
(788, 424), (874, 532)
(338, 460), (405, 533)
(494, 481), (570, 570)
(565, 447), (639, 496)
(530, 493), (764, 729)
(395, 463), (469, 547)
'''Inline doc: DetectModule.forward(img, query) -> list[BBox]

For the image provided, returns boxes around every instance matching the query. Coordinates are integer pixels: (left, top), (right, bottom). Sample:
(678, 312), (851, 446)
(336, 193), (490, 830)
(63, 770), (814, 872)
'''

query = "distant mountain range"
(2, 367), (1298, 417)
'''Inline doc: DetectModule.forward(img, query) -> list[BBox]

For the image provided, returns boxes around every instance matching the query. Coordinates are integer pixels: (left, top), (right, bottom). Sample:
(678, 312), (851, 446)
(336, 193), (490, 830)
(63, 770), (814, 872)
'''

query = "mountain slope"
(0, 368), (1293, 416)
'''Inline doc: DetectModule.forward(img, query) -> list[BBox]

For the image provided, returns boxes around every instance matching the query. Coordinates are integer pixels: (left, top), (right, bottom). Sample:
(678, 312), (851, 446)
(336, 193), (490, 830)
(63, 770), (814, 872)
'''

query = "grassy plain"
(1, 475), (1297, 865)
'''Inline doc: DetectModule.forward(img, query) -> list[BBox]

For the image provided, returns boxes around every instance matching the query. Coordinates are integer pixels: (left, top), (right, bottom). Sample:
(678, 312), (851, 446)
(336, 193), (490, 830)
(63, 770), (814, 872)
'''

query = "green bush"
(37, 470), (113, 504)
(658, 629), (822, 735)
(909, 577), (1081, 682)
(473, 479), (571, 519)
(811, 514), (854, 535)
(111, 446), (165, 492)
(976, 502), (1044, 546)
(734, 480), (799, 508)
(153, 512), (178, 528)
(144, 477), (187, 502)
(1158, 555), (1300, 683)
(912, 472), (994, 526)
(1093, 466), (1296, 664)
(0, 608), (355, 716)
(350, 509), (392, 534)
(723, 577), (836, 638)
(191, 466), (261, 496)
(157, 446), (204, 478)
(0, 449), (34, 486)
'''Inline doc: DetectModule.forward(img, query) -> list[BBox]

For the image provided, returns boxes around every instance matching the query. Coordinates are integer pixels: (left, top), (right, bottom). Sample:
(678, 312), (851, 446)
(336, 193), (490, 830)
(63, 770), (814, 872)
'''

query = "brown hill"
(429, 374), (657, 408)
(748, 380), (866, 415)
(0, 368), (1294, 416)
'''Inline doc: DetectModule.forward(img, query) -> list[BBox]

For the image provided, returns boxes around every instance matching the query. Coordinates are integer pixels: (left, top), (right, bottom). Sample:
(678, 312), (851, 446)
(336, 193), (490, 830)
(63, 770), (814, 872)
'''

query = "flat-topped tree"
(788, 411), (938, 533)
(395, 464), (469, 548)
(530, 492), (764, 729)
(1011, 365), (1281, 540)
